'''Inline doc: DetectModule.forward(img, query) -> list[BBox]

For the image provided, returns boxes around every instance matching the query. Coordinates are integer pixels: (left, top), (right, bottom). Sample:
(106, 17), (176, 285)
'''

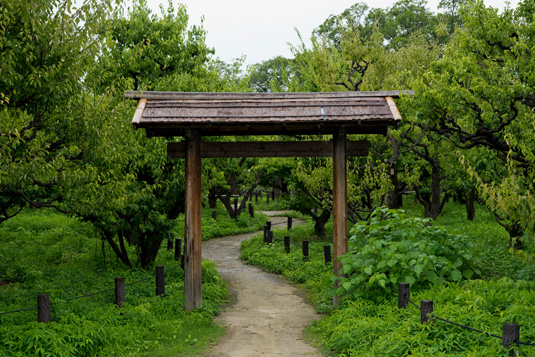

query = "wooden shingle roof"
(126, 91), (410, 137)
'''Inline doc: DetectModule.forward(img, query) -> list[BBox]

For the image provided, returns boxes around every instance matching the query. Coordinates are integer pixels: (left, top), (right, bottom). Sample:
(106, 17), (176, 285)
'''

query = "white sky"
(127, 0), (520, 66)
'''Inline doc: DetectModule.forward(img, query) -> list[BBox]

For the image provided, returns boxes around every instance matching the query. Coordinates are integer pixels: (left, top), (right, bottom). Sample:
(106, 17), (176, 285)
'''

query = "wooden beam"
(332, 127), (348, 307)
(125, 90), (414, 101)
(167, 140), (369, 158)
(184, 129), (202, 310)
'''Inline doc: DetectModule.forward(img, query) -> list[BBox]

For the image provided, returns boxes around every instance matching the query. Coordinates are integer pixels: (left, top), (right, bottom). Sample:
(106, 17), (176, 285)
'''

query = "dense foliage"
(0, 209), (230, 356)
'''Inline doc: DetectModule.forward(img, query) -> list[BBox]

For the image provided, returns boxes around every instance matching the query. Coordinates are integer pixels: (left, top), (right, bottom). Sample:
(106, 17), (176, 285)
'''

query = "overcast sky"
(129, 0), (520, 66)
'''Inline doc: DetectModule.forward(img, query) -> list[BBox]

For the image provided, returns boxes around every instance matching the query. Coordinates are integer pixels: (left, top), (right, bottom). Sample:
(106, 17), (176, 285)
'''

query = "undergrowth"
(241, 200), (535, 356)
(0, 205), (264, 356)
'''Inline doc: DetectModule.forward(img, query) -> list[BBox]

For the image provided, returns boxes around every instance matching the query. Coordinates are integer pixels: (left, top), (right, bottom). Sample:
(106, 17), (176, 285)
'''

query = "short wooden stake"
(175, 238), (181, 261)
(156, 265), (165, 296)
(181, 254), (185, 270)
(323, 245), (331, 265)
(234, 198), (238, 212)
(266, 194), (270, 204)
(37, 294), (50, 323)
(266, 220), (271, 230)
(302, 240), (309, 260)
(212, 211), (217, 220)
(115, 277), (125, 307)
(249, 203), (254, 218)
(284, 236), (290, 253)
(263, 225), (269, 243)
(502, 323), (520, 356)
(421, 300), (433, 324)
(266, 231), (273, 244)
(287, 217), (292, 230)
(398, 283), (410, 309)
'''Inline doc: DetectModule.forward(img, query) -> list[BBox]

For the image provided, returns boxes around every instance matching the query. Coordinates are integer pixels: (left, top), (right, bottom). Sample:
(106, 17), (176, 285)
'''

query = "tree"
(408, 0), (535, 247)
(0, 0), (118, 224)
(76, 0), (250, 268)
(248, 56), (293, 92)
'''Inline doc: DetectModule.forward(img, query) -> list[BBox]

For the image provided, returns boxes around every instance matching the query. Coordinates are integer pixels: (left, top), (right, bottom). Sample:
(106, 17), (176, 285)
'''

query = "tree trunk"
(387, 166), (404, 209)
(465, 190), (476, 221)
(415, 159), (448, 220)
(208, 188), (217, 209)
(313, 210), (331, 239)
(137, 234), (164, 269)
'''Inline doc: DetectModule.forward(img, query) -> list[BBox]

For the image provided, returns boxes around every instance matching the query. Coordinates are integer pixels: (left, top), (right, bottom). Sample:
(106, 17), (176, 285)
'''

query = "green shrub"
(334, 208), (480, 300)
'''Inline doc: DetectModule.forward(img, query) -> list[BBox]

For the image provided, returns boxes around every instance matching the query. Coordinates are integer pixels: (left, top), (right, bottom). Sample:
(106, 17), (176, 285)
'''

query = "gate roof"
(126, 91), (409, 137)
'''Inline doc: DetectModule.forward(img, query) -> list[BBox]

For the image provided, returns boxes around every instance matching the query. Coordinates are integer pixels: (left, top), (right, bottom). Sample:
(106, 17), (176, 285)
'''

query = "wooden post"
(263, 225), (269, 243)
(266, 231), (273, 244)
(332, 127), (348, 306)
(398, 283), (410, 309)
(184, 129), (202, 310)
(323, 245), (332, 266)
(234, 198), (238, 212)
(266, 221), (271, 230)
(266, 194), (270, 204)
(287, 217), (292, 230)
(175, 238), (181, 261)
(284, 236), (290, 253)
(156, 265), (165, 296)
(212, 211), (217, 220)
(249, 203), (254, 218)
(502, 323), (520, 356)
(37, 294), (50, 323)
(302, 240), (309, 260)
(115, 277), (125, 307)
(421, 300), (433, 324)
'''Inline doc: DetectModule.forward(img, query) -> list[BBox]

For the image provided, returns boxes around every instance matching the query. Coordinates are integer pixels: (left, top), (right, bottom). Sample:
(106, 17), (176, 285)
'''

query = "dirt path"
(202, 213), (322, 357)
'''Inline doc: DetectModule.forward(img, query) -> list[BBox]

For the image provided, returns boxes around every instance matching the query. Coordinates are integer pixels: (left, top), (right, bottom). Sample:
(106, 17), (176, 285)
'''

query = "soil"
(202, 212), (323, 357)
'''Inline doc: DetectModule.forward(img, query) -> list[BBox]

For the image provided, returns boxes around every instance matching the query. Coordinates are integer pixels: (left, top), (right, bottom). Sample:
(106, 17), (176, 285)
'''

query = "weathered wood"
(167, 140), (369, 158)
(184, 129), (202, 310)
(421, 300), (433, 324)
(248, 203), (254, 218)
(37, 294), (50, 323)
(266, 231), (273, 244)
(125, 90), (413, 101)
(115, 277), (125, 307)
(332, 127), (348, 306)
(302, 241), (309, 260)
(502, 323), (520, 356)
(323, 245), (332, 266)
(284, 236), (290, 253)
(287, 217), (292, 230)
(398, 283), (410, 309)
(156, 265), (165, 296)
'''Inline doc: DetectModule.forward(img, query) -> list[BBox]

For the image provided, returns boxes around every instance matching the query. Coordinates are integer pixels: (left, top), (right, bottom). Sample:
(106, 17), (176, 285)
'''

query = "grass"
(0, 203), (267, 356)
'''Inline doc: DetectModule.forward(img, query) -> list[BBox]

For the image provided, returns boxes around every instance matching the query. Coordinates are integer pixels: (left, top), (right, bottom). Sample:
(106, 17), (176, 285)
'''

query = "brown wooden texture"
(128, 91), (406, 137)
(332, 127), (348, 306)
(184, 129), (202, 310)
(167, 140), (369, 158)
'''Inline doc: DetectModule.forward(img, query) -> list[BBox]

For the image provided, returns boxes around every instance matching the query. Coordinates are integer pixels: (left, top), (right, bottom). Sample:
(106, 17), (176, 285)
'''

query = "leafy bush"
(334, 208), (480, 300)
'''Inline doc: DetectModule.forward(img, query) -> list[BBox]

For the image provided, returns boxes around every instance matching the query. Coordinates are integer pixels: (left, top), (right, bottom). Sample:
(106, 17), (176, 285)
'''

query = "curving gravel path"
(202, 213), (322, 357)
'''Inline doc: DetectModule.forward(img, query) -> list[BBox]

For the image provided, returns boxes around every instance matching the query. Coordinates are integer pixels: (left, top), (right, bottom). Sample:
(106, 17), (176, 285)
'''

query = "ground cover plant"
(241, 200), (535, 356)
(0, 206), (264, 356)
